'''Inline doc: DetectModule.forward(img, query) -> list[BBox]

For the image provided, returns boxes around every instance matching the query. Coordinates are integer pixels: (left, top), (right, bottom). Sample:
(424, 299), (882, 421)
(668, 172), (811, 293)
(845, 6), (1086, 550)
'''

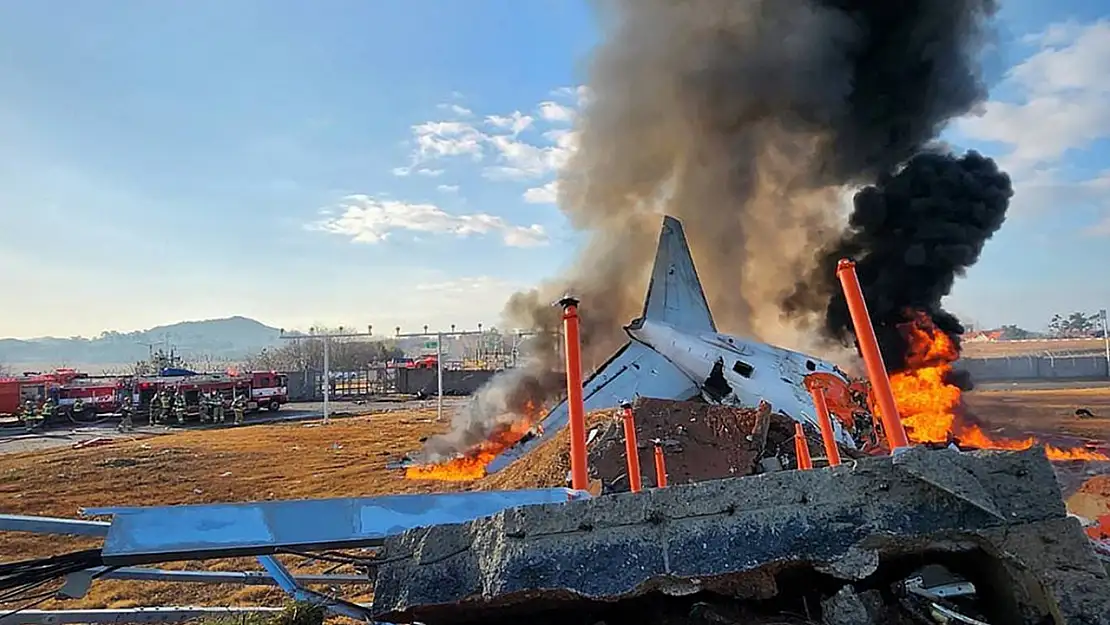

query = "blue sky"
(0, 0), (1107, 339)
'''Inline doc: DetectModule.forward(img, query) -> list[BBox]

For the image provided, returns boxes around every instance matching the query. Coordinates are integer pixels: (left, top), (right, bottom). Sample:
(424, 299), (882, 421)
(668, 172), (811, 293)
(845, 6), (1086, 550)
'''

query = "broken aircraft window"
(732, 361), (754, 378)
(805, 359), (817, 371)
(704, 360), (733, 400)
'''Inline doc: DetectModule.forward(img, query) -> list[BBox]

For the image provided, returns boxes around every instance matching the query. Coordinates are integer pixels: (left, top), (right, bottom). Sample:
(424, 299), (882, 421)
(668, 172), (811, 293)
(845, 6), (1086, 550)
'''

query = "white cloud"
(551, 85), (592, 109)
(436, 184), (460, 194)
(310, 195), (547, 247)
(484, 111), (533, 135)
(412, 121), (486, 160)
(392, 85), (586, 191)
(437, 103), (473, 117)
(957, 20), (1110, 169)
(538, 101), (575, 123)
(954, 19), (1110, 230)
(523, 181), (559, 204)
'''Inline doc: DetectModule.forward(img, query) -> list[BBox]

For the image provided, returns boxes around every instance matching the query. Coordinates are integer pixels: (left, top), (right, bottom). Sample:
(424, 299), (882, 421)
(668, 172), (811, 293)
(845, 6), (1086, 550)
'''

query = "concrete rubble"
(372, 447), (1110, 625)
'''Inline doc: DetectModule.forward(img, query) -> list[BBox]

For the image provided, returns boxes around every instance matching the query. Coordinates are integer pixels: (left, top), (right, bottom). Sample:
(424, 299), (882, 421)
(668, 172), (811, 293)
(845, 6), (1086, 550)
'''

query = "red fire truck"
(133, 370), (288, 419)
(0, 369), (87, 418)
(1, 369), (288, 425)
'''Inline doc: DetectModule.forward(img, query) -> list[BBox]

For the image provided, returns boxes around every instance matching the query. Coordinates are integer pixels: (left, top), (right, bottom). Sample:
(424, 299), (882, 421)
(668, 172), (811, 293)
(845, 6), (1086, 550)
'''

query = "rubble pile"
(374, 448), (1110, 625)
(481, 398), (847, 493)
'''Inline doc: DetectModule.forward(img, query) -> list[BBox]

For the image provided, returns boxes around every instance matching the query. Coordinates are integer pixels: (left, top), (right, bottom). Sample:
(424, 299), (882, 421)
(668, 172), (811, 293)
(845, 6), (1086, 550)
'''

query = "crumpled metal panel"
(87, 488), (589, 565)
(485, 340), (700, 474)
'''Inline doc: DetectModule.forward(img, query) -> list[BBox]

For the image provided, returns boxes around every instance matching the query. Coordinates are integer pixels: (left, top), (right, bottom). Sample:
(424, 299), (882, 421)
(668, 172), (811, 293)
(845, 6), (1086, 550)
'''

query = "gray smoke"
(417, 0), (999, 462)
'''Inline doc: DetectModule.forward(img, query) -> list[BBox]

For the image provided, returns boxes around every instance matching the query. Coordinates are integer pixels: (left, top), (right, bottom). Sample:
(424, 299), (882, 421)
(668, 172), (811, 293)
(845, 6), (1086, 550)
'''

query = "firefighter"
(200, 391), (213, 423)
(35, 397), (55, 430)
(148, 390), (163, 425)
(159, 389), (173, 424)
(172, 389), (186, 425)
(118, 394), (134, 432)
(213, 392), (226, 423)
(19, 399), (36, 428)
(231, 394), (246, 425)
(72, 397), (86, 419)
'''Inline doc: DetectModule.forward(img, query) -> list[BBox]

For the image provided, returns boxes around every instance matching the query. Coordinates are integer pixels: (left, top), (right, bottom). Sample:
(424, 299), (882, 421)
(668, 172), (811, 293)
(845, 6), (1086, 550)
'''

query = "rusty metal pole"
(834, 259), (911, 451)
(619, 401), (643, 493)
(652, 441), (668, 488)
(809, 387), (842, 467)
(559, 296), (589, 491)
(794, 423), (813, 470)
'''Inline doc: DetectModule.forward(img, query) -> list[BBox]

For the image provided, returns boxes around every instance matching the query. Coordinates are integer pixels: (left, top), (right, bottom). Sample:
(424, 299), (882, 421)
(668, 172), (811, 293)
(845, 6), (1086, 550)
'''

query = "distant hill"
(0, 316), (284, 367)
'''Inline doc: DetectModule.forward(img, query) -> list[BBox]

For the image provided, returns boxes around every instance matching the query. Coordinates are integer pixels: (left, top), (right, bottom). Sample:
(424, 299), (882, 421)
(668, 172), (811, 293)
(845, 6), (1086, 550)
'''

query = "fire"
(404, 401), (542, 481)
(882, 311), (1109, 461)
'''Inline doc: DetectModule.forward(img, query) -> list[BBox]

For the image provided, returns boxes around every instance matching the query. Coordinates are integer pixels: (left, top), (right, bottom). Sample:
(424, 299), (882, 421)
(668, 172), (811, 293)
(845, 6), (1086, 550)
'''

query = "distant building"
(963, 330), (1003, 342)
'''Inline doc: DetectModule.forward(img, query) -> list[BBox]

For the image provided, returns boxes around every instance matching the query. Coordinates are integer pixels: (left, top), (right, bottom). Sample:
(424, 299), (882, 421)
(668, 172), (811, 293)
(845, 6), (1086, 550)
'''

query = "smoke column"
(785, 151), (1013, 372)
(416, 0), (1002, 461)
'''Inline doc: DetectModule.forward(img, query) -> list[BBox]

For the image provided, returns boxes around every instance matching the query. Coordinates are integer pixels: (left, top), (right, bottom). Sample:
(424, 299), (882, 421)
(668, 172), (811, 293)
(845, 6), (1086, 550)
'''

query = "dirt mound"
(481, 398), (813, 493)
(1067, 474), (1110, 520)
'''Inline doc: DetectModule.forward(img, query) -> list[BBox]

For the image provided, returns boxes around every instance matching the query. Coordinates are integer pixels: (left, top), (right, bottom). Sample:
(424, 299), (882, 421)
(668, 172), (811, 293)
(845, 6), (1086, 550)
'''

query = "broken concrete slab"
(371, 448), (1110, 624)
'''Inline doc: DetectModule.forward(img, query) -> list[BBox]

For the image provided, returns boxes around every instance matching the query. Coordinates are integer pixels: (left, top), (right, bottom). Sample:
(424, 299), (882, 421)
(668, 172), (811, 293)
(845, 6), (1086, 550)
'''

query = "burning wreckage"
(5, 215), (1110, 625)
(396, 215), (1110, 481)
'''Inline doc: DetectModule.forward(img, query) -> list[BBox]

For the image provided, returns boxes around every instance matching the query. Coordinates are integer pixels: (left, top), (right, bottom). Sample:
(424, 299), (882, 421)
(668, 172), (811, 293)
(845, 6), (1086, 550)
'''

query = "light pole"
(394, 325), (488, 421)
(279, 325), (374, 424)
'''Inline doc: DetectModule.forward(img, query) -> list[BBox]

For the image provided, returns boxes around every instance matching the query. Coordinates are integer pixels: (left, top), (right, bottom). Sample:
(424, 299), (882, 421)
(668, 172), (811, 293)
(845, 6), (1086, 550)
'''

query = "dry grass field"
(2, 386), (1110, 611)
(960, 338), (1106, 358)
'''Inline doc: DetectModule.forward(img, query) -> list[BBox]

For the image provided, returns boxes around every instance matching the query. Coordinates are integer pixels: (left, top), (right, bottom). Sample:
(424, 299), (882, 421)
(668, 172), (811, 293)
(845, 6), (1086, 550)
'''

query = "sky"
(0, 0), (1107, 339)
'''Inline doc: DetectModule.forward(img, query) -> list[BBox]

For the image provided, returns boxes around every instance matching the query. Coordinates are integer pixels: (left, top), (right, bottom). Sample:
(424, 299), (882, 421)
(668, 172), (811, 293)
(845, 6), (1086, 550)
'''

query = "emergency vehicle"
(1, 369), (288, 425)
(133, 370), (288, 419)
(56, 377), (128, 419)
(0, 369), (84, 417)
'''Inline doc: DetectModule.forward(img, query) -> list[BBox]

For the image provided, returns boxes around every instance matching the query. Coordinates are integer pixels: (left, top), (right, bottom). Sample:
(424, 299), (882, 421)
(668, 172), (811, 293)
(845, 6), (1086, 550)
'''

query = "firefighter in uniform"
(199, 391), (212, 423)
(35, 397), (55, 430)
(19, 399), (37, 429)
(159, 390), (173, 424)
(148, 390), (162, 425)
(118, 394), (134, 432)
(72, 397), (86, 419)
(213, 392), (226, 423)
(232, 394), (246, 425)
(172, 389), (186, 425)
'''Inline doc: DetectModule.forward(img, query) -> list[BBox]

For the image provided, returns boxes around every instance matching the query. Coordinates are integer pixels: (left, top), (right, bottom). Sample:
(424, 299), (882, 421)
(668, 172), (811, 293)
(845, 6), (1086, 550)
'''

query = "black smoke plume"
(785, 151), (1013, 373)
(415, 0), (1003, 462)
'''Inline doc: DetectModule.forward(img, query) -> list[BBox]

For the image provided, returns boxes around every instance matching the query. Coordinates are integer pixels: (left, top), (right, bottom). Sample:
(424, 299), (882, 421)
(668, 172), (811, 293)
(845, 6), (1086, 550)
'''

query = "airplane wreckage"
(3, 216), (1110, 624)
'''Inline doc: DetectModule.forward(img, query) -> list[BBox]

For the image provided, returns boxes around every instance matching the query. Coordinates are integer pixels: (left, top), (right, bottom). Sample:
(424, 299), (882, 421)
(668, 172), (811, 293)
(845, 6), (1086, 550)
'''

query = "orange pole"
(620, 401), (643, 493)
(559, 296), (589, 491)
(652, 441), (668, 488)
(834, 259), (911, 450)
(794, 423), (813, 470)
(809, 387), (842, 467)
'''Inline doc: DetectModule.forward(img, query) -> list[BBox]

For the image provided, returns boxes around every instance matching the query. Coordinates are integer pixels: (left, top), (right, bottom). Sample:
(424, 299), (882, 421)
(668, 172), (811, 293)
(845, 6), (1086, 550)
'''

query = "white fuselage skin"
(627, 319), (855, 447)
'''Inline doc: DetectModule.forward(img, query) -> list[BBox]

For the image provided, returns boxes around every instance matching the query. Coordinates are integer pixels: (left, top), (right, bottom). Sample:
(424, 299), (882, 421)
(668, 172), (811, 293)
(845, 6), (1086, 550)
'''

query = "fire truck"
(0, 369), (103, 419)
(133, 370), (288, 419)
(1, 368), (288, 425)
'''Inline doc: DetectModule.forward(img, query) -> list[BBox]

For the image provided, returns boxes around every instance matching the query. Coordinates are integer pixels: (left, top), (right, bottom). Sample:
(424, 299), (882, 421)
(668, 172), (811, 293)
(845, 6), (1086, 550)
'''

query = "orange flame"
(404, 401), (542, 481)
(884, 311), (1109, 462)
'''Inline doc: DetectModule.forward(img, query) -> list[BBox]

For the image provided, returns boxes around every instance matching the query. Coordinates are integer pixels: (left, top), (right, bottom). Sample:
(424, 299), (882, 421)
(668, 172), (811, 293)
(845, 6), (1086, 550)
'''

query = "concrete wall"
(958, 354), (1109, 382)
(394, 369), (497, 395)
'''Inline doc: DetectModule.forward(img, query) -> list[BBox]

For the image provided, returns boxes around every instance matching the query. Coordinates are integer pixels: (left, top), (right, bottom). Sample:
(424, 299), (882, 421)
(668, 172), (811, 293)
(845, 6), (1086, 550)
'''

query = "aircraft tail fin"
(637, 216), (716, 333)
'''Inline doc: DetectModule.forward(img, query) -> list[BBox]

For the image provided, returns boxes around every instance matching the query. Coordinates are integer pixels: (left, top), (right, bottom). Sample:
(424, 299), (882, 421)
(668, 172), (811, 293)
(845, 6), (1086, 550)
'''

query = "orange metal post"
(794, 423), (813, 470)
(620, 401), (643, 493)
(653, 441), (668, 488)
(559, 296), (589, 491)
(809, 387), (842, 467)
(834, 259), (911, 450)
